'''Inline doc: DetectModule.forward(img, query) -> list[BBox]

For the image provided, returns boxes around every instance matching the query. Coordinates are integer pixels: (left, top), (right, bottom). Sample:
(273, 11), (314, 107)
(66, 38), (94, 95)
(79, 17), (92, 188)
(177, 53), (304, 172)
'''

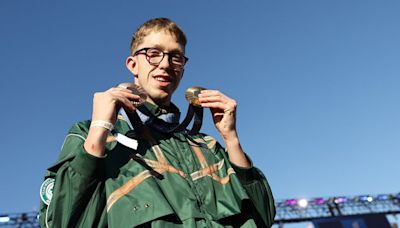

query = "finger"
(199, 96), (236, 108)
(199, 89), (221, 95)
(109, 90), (141, 101)
(104, 89), (143, 111)
(111, 86), (148, 101)
(198, 95), (226, 103)
(200, 101), (230, 111)
(117, 83), (132, 89)
(199, 90), (233, 102)
(112, 94), (137, 112)
(109, 86), (137, 94)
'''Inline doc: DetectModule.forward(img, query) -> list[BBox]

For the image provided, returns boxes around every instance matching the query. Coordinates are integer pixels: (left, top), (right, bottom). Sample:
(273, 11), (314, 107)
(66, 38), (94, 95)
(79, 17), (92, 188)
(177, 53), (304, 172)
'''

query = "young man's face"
(126, 30), (185, 106)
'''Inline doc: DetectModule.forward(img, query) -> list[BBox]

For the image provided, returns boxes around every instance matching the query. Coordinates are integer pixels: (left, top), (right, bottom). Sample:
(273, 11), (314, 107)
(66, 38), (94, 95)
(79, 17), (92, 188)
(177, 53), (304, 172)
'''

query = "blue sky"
(1, 0), (399, 224)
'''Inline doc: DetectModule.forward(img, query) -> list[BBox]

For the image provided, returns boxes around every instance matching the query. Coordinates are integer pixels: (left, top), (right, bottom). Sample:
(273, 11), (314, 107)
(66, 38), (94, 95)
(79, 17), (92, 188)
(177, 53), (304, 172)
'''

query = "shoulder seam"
(60, 133), (86, 150)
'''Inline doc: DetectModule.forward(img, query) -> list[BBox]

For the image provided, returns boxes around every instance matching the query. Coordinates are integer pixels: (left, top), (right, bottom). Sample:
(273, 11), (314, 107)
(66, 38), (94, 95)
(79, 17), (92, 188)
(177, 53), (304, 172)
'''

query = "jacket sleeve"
(39, 122), (107, 228)
(230, 161), (276, 227)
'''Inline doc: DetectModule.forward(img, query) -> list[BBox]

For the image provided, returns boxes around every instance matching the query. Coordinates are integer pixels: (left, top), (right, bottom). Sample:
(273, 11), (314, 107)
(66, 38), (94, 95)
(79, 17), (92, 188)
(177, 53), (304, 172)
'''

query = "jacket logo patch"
(40, 178), (54, 205)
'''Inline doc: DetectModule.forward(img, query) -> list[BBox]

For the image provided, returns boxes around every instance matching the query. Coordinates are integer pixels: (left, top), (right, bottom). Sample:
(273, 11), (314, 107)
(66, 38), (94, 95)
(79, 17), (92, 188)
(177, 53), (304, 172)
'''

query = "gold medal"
(185, 86), (206, 107)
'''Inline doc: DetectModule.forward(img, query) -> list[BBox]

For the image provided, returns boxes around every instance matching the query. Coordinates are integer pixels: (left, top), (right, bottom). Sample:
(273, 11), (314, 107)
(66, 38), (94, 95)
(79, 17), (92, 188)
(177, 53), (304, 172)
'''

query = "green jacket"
(39, 111), (275, 227)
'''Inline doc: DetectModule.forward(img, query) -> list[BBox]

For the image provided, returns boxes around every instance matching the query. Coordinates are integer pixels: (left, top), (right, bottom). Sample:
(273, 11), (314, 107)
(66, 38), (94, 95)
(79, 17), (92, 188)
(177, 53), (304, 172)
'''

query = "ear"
(126, 56), (138, 77)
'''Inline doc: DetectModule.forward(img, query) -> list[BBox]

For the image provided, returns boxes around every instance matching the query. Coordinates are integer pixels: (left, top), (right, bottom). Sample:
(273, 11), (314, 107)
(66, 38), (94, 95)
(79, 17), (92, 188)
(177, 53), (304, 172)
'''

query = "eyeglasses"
(133, 47), (189, 69)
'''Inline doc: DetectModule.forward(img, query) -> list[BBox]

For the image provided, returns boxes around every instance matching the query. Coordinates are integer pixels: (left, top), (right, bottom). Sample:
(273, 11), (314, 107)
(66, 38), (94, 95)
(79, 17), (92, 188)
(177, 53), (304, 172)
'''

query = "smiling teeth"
(155, 77), (168, 82)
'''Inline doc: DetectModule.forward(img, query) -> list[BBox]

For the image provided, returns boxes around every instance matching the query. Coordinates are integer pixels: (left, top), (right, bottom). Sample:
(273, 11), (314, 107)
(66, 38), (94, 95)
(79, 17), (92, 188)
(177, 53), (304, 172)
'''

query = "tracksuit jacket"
(39, 104), (275, 227)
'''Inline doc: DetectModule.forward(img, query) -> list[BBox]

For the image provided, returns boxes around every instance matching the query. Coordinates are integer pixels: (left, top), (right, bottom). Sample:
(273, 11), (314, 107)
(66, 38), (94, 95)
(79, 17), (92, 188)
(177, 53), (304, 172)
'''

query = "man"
(39, 18), (275, 227)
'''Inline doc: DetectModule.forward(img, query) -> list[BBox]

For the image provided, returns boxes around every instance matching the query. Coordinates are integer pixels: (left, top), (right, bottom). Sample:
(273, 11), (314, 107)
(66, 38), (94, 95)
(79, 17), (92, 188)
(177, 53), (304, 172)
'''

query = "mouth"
(153, 75), (172, 86)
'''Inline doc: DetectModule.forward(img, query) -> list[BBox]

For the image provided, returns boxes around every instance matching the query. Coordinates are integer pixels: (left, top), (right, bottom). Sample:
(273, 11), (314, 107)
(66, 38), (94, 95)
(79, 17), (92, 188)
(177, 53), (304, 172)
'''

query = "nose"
(158, 53), (171, 69)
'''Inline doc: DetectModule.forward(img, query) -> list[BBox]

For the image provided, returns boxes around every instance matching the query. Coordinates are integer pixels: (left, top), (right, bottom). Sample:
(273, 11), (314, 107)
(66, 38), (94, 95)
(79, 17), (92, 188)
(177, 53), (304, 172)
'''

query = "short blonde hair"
(130, 18), (187, 54)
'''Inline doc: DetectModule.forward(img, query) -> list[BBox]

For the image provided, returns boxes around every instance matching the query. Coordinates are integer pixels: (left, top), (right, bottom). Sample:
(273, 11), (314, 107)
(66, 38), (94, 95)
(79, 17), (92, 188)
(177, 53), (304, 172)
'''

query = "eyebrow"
(152, 44), (184, 54)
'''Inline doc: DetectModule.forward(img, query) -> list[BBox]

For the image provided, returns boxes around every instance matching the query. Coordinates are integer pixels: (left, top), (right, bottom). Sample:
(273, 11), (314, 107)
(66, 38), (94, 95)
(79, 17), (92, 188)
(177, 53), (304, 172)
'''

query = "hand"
(198, 90), (238, 140)
(199, 90), (250, 167)
(85, 83), (142, 157)
(91, 83), (142, 124)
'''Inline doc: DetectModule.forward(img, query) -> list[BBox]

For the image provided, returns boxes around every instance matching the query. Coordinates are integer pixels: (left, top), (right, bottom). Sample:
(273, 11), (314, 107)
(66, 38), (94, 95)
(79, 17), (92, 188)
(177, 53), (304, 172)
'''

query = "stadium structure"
(1, 192), (400, 227)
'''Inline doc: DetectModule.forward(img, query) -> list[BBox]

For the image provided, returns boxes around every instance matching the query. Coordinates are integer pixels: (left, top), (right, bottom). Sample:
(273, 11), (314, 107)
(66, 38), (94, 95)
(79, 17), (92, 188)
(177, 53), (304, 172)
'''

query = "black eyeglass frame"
(133, 47), (189, 68)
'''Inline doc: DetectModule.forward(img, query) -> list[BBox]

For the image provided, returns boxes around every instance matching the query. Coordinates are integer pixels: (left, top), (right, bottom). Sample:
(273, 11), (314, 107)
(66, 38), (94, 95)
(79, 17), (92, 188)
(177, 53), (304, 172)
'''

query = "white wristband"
(90, 120), (114, 131)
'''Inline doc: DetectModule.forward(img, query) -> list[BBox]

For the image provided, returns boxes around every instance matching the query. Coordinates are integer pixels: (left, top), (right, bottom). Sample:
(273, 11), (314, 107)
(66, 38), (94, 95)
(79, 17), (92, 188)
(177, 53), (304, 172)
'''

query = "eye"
(147, 48), (162, 57)
(171, 54), (185, 63)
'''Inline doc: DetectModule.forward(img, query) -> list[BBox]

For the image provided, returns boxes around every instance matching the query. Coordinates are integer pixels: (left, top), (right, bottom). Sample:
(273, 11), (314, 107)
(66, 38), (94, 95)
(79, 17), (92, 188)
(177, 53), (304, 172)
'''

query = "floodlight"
(359, 195), (374, 203)
(333, 197), (347, 204)
(0, 216), (10, 223)
(298, 199), (308, 208)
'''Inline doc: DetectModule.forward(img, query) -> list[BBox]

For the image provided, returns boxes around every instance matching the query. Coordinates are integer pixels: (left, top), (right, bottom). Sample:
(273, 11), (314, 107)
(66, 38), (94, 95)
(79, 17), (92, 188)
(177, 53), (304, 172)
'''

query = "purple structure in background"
(274, 192), (400, 227)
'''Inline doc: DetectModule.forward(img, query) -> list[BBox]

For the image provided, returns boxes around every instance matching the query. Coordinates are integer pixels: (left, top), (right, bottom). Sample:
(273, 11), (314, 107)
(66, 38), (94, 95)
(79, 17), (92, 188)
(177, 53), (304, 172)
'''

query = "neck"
(147, 97), (171, 108)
